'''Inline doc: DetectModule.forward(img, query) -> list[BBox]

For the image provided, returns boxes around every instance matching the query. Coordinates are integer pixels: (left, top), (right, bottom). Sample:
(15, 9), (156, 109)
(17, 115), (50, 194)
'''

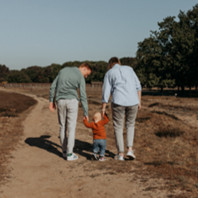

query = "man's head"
(79, 63), (92, 78)
(108, 57), (121, 68)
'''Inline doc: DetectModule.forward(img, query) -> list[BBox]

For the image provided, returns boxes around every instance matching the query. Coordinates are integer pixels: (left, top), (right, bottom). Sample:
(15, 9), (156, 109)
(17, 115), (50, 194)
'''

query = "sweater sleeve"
(102, 72), (111, 103)
(100, 114), (109, 125)
(49, 75), (58, 102)
(79, 76), (88, 116)
(132, 69), (142, 91)
(83, 119), (94, 129)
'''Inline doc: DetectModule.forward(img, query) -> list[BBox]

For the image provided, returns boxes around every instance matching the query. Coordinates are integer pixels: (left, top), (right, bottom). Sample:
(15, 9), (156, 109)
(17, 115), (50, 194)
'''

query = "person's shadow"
(25, 135), (63, 158)
(25, 135), (114, 160)
(74, 139), (115, 159)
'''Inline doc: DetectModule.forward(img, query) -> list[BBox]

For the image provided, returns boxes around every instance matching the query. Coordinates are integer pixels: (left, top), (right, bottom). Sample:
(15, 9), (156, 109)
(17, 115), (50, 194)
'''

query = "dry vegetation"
(0, 86), (197, 197)
(0, 90), (37, 185)
(87, 92), (198, 197)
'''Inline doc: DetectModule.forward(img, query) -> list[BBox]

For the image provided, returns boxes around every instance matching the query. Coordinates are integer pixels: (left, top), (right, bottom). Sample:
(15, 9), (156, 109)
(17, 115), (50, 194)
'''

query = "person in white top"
(102, 57), (142, 161)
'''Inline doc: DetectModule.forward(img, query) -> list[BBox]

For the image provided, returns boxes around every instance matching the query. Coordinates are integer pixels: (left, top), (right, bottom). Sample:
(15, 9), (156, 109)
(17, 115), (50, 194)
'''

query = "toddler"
(83, 112), (109, 161)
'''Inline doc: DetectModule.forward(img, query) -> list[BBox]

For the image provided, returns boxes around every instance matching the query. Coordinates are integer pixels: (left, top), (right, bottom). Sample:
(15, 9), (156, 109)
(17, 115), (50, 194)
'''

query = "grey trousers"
(57, 99), (79, 154)
(111, 103), (138, 153)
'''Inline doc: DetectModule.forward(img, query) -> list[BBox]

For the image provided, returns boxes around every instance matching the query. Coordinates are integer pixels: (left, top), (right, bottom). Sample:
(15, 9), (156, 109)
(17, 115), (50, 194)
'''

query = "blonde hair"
(93, 112), (102, 122)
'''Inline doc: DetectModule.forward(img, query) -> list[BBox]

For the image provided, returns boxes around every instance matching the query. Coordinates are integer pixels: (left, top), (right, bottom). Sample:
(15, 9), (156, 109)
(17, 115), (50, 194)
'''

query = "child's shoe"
(99, 156), (105, 161)
(91, 153), (98, 160)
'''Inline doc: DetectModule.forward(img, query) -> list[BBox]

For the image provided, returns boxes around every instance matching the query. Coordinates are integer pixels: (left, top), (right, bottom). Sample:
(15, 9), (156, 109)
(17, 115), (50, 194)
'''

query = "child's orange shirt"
(83, 114), (109, 140)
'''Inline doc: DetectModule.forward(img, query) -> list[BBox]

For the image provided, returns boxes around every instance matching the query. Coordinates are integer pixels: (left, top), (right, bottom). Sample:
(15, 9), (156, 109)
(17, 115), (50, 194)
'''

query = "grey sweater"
(49, 67), (88, 116)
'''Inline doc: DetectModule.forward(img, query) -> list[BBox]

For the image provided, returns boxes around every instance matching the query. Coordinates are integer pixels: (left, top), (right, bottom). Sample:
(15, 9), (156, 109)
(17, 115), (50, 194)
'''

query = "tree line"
(136, 4), (198, 91)
(0, 61), (108, 84)
(0, 58), (135, 85)
(0, 4), (197, 91)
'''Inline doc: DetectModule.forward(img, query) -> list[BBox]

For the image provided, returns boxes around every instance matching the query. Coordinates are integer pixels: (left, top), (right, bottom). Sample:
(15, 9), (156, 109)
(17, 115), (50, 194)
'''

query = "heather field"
(0, 86), (197, 198)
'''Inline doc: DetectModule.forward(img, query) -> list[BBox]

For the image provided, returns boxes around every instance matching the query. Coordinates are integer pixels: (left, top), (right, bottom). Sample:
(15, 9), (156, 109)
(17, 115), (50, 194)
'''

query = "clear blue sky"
(0, 0), (197, 70)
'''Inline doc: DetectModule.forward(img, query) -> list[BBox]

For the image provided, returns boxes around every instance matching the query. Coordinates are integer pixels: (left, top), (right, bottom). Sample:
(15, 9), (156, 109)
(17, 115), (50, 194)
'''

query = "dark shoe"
(91, 153), (98, 160)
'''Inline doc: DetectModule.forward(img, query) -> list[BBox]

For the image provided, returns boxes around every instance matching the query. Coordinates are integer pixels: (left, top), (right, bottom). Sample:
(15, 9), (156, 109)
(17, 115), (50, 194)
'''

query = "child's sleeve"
(101, 114), (109, 125)
(83, 118), (94, 128)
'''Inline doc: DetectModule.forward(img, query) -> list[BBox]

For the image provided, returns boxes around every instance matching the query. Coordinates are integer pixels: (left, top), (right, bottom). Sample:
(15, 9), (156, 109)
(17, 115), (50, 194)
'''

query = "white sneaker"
(126, 150), (136, 159)
(114, 154), (125, 161)
(67, 153), (78, 161)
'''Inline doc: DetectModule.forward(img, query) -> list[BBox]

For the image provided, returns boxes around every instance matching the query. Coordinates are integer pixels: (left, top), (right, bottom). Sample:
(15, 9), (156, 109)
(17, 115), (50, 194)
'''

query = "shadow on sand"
(25, 135), (63, 158)
(25, 135), (114, 160)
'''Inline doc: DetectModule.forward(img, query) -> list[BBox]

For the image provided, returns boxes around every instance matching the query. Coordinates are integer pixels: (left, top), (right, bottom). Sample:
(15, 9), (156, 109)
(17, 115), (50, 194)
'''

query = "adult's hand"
(83, 115), (89, 121)
(49, 102), (56, 112)
(138, 91), (142, 110)
(101, 109), (106, 117)
(102, 103), (107, 116)
(138, 103), (142, 110)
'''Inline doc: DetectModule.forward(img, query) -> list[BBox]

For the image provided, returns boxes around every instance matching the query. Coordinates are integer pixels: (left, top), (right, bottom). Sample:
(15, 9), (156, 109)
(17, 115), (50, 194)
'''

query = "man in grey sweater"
(49, 63), (91, 161)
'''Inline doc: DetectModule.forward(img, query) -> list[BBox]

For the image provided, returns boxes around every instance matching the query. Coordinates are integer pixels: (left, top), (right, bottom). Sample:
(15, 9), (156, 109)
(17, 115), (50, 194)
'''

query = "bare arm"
(102, 103), (107, 116)
(138, 90), (142, 110)
(49, 75), (58, 112)
(49, 102), (56, 112)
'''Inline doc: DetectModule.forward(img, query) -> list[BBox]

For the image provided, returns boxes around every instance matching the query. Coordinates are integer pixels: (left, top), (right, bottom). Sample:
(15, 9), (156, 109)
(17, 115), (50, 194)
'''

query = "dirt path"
(0, 90), (180, 198)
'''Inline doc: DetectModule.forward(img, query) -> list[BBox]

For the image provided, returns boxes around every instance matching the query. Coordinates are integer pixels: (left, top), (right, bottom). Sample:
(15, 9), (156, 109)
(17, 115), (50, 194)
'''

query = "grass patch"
(145, 161), (175, 167)
(144, 161), (163, 167)
(0, 108), (17, 117)
(152, 111), (179, 120)
(136, 117), (150, 123)
(148, 102), (160, 107)
(155, 128), (184, 138)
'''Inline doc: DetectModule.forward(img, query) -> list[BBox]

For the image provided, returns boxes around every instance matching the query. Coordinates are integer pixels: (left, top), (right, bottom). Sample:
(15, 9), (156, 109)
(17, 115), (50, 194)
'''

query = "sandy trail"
(0, 91), (173, 198)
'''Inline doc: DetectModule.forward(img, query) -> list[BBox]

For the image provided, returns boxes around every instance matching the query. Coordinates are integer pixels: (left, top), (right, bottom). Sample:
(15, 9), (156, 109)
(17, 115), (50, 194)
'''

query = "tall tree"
(22, 66), (47, 83)
(170, 11), (195, 90)
(136, 4), (198, 90)
(0, 65), (9, 82)
(44, 64), (62, 83)
(120, 57), (137, 69)
(186, 4), (198, 89)
(7, 70), (31, 83)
